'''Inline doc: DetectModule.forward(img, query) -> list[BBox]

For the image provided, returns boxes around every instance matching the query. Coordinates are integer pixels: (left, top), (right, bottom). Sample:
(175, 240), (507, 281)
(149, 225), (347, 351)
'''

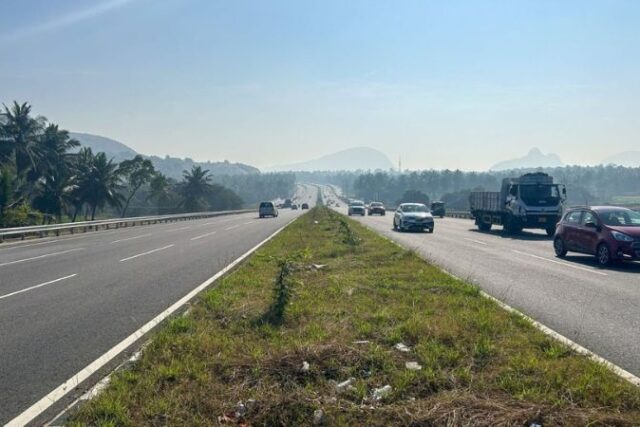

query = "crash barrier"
(0, 209), (253, 243)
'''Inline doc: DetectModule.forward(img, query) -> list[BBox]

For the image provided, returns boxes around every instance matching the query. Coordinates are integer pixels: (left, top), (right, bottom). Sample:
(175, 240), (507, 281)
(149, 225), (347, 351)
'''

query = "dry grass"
(69, 207), (640, 426)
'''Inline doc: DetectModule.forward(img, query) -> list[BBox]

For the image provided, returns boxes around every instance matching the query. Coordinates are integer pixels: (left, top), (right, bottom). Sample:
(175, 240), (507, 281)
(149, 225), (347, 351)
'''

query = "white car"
(393, 203), (434, 233)
(348, 200), (366, 216)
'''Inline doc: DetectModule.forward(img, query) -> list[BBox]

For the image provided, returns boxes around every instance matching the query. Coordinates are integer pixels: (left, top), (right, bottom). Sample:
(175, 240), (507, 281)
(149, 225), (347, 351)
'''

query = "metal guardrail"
(0, 209), (253, 242)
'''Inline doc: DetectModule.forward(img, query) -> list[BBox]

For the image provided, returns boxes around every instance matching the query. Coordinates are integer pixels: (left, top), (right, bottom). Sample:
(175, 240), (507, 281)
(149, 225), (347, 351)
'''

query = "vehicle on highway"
(301, 203), (309, 210)
(283, 199), (293, 209)
(292, 204), (299, 210)
(394, 203), (434, 233)
(348, 200), (366, 216)
(554, 206), (640, 266)
(470, 172), (566, 235)
(431, 201), (446, 218)
(259, 201), (278, 218)
(368, 202), (386, 216)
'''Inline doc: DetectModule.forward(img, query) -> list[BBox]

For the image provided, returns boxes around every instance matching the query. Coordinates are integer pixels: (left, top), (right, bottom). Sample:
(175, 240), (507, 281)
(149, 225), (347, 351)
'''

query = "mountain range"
(69, 133), (259, 179)
(267, 147), (394, 172)
(489, 148), (564, 171)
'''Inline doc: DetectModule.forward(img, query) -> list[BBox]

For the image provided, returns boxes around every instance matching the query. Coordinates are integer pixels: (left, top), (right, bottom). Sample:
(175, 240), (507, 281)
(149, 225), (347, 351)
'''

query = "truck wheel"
(554, 237), (567, 258)
(545, 226), (556, 237)
(478, 221), (491, 232)
(596, 243), (612, 266)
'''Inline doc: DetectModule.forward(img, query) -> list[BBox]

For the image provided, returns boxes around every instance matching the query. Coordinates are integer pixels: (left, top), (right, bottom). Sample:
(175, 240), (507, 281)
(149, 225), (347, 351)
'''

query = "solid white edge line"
(119, 244), (174, 262)
(340, 210), (640, 388)
(6, 215), (301, 427)
(0, 274), (77, 301)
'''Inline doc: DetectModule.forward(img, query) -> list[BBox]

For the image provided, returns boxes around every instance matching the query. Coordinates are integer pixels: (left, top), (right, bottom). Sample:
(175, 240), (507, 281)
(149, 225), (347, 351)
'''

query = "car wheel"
(545, 226), (555, 237)
(553, 237), (567, 257)
(393, 220), (398, 231)
(596, 243), (612, 266)
(428, 227), (434, 233)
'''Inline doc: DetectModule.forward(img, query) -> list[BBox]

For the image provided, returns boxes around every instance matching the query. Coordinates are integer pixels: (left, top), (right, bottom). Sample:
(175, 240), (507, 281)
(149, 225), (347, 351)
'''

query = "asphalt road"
(0, 185), (318, 425)
(324, 191), (640, 377)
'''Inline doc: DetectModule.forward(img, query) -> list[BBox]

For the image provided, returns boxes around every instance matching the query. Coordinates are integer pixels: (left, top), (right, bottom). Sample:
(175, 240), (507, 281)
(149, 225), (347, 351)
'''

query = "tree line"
(0, 102), (247, 227)
(297, 165), (640, 209)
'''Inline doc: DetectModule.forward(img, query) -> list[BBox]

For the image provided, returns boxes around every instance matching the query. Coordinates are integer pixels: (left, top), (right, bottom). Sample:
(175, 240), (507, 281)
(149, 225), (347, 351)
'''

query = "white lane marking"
(119, 244), (174, 262)
(0, 274), (77, 301)
(0, 235), (91, 251)
(6, 217), (301, 427)
(110, 233), (152, 244)
(0, 248), (84, 267)
(464, 237), (488, 246)
(511, 249), (607, 276)
(224, 225), (240, 231)
(190, 231), (218, 241)
(164, 226), (190, 233)
(243, 221), (255, 225)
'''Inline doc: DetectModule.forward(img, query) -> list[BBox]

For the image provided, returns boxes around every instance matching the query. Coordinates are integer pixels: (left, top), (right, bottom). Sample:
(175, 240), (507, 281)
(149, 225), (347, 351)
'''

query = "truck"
(469, 172), (566, 235)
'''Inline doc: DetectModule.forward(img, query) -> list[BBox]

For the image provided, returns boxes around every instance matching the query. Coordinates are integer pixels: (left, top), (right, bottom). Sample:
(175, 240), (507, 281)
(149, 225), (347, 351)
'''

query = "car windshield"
(402, 204), (428, 213)
(519, 184), (561, 206)
(599, 209), (640, 227)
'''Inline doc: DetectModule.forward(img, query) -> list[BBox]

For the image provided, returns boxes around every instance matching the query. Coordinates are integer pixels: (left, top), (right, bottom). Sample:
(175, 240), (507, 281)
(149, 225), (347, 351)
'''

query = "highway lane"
(328, 200), (640, 377)
(0, 185), (317, 425)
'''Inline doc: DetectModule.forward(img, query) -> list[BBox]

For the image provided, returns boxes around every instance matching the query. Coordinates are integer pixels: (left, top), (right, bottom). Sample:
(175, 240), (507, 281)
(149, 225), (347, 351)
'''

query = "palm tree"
(180, 166), (212, 212)
(147, 172), (174, 214)
(74, 151), (124, 220)
(38, 124), (80, 176)
(32, 169), (76, 223)
(0, 102), (46, 178)
(118, 155), (155, 217)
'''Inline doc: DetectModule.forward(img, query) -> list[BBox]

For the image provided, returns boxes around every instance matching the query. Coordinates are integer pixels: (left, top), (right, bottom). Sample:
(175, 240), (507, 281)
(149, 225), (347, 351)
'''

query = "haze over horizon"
(1, 0), (639, 170)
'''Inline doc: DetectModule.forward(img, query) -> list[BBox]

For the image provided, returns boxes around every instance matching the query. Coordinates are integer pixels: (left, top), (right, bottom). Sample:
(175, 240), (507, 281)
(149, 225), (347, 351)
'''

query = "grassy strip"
(70, 207), (640, 426)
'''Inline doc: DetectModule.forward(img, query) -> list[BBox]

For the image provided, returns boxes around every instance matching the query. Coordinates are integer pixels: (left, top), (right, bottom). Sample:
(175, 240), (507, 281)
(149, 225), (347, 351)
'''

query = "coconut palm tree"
(0, 102), (46, 178)
(74, 150), (124, 220)
(118, 155), (155, 217)
(180, 166), (212, 212)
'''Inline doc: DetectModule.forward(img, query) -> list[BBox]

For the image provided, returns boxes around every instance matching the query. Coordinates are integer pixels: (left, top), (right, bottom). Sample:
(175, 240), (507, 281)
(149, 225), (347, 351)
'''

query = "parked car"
(259, 201), (278, 218)
(554, 206), (640, 266)
(431, 201), (446, 218)
(368, 202), (386, 216)
(348, 200), (366, 216)
(394, 203), (434, 233)
(301, 203), (309, 210)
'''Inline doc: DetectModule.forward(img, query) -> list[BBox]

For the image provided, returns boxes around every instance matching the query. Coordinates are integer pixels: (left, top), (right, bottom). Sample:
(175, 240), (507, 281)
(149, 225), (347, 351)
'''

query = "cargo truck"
(469, 172), (566, 235)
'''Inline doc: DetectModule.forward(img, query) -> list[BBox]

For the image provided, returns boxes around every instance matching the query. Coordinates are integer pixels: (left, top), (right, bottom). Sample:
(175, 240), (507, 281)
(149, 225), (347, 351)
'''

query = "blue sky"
(1, 0), (639, 170)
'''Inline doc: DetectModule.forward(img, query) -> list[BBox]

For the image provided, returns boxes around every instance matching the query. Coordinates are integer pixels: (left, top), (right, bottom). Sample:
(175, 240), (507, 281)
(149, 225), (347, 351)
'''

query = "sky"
(1, 0), (639, 171)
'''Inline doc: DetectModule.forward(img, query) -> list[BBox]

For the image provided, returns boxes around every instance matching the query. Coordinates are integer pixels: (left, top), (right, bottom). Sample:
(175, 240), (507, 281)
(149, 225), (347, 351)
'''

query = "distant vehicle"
(394, 203), (434, 233)
(259, 201), (278, 218)
(431, 201), (445, 218)
(348, 200), (366, 216)
(368, 202), (386, 216)
(470, 172), (566, 235)
(301, 203), (309, 210)
(291, 204), (299, 210)
(283, 199), (293, 209)
(554, 206), (640, 266)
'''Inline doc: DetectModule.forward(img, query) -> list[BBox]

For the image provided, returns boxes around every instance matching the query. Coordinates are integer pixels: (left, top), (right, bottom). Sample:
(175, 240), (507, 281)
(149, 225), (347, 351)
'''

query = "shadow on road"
(561, 254), (640, 274)
(468, 228), (553, 241)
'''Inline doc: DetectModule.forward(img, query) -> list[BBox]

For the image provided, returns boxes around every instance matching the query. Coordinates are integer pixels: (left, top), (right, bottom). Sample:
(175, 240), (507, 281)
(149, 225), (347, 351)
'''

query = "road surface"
(325, 191), (640, 378)
(0, 185), (318, 425)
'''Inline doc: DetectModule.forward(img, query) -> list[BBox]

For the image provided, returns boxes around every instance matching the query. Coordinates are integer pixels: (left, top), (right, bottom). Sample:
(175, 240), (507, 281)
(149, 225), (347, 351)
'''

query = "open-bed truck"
(470, 172), (566, 235)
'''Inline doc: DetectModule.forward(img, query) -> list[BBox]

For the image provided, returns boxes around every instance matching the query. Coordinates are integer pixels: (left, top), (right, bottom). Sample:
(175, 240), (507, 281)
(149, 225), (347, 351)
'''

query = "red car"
(554, 206), (640, 266)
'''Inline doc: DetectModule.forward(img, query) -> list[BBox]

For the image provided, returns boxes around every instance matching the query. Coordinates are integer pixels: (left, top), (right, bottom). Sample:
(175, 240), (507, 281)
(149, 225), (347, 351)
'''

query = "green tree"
(0, 102), (46, 178)
(75, 151), (124, 220)
(118, 155), (156, 217)
(397, 189), (430, 205)
(180, 166), (212, 212)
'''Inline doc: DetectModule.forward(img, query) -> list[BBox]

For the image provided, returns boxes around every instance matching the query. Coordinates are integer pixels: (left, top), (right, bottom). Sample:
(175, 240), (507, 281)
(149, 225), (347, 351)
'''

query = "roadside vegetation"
(69, 206), (640, 426)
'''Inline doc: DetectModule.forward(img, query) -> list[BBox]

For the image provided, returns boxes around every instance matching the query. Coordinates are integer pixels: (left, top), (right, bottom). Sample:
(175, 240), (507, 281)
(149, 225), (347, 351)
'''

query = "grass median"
(70, 206), (640, 426)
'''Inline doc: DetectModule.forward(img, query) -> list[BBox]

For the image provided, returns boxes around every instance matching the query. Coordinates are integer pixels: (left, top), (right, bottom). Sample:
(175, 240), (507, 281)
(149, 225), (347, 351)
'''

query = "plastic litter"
(372, 385), (392, 401)
(405, 361), (422, 370)
(394, 343), (411, 352)
(302, 361), (310, 372)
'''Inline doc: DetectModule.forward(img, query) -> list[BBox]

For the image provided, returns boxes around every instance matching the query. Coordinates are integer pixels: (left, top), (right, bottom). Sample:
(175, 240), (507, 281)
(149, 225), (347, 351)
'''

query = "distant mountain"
(490, 148), (564, 171)
(268, 147), (394, 172)
(70, 132), (259, 178)
(70, 132), (137, 162)
(602, 151), (640, 167)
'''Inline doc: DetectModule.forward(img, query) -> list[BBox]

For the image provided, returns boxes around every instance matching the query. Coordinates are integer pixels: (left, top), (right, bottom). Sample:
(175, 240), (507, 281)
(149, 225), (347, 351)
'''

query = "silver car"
(259, 201), (278, 218)
(393, 203), (434, 233)
(348, 200), (366, 216)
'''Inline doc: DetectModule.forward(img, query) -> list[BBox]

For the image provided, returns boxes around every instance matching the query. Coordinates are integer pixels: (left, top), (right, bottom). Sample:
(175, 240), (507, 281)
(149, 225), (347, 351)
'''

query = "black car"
(301, 203), (309, 210)
(431, 201), (445, 218)
(368, 202), (386, 216)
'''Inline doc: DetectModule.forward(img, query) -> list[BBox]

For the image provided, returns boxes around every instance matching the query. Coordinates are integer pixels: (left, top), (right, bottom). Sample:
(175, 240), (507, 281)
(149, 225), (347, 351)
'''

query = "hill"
(602, 151), (640, 167)
(490, 148), (564, 171)
(268, 146), (394, 172)
(70, 132), (259, 177)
